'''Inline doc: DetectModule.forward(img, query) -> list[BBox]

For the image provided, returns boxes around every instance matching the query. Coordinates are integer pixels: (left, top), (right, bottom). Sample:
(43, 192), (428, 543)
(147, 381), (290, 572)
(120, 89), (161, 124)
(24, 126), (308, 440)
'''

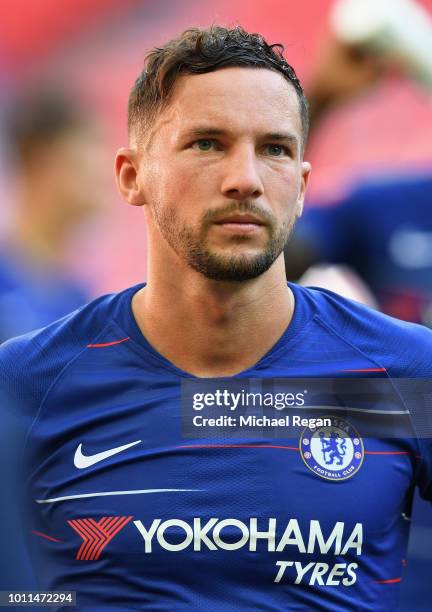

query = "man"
(286, 174), (432, 323)
(1, 26), (431, 611)
(0, 91), (105, 342)
(0, 91), (106, 594)
(284, 21), (432, 328)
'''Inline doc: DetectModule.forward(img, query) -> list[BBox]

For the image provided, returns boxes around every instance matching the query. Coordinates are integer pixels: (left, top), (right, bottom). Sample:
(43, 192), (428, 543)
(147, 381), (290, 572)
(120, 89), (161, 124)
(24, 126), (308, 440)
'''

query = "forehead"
(156, 67), (302, 139)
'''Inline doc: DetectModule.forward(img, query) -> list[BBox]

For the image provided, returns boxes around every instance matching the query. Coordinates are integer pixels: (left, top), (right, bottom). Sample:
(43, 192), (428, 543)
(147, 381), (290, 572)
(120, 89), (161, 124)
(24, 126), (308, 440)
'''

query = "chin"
(188, 251), (279, 282)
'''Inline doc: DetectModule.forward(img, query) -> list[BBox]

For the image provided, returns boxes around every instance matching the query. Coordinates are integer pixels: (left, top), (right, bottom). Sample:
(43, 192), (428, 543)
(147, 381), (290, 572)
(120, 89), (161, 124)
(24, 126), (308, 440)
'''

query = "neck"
(12, 184), (69, 266)
(13, 219), (65, 266)
(132, 255), (294, 377)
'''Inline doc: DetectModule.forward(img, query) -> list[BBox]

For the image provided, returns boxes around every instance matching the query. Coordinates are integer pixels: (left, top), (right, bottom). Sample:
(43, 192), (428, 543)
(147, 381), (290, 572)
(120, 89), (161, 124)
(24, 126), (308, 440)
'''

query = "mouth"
(214, 214), (265, 226)
(213, 214), (266, 234)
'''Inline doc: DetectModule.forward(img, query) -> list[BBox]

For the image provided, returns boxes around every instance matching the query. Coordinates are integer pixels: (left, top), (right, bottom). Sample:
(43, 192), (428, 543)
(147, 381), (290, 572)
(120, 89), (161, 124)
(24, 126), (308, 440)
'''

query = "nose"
(220, 146), (264, 200)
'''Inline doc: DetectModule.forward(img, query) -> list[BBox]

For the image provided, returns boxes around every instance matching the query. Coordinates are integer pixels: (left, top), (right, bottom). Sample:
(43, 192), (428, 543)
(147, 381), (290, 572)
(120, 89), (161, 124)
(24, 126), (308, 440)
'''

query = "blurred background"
(1, 0), (431, 609)
(1, 0), (431, 298)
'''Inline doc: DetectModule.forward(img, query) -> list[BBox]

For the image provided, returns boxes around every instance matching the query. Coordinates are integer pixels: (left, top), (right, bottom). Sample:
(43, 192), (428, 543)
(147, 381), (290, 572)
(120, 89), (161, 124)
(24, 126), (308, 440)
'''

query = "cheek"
(266, 167), (301, 208)
(157, 161), (212, 215)
(141, 161), (174, 209)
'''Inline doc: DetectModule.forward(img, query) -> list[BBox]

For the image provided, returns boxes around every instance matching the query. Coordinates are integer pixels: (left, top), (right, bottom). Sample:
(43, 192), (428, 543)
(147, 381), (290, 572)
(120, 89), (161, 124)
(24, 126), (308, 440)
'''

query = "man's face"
(34, 126), (109, 226)
(138, 67), (310, 281)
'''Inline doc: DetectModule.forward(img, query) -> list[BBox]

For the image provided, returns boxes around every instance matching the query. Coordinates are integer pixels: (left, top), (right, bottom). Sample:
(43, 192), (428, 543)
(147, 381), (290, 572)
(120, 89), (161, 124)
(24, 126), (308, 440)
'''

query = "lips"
(212, 213), (267, 235)
(214, 214), (265, 225)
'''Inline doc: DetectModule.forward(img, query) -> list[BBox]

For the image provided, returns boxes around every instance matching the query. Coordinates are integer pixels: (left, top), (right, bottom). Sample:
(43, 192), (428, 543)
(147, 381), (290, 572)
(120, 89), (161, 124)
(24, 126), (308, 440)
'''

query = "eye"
(265, 144), (288, 157)
(192, 139), (216, 151)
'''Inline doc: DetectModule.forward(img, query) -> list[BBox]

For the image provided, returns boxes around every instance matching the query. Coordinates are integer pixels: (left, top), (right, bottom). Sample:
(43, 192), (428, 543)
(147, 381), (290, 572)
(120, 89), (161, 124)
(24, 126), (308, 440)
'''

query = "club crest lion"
(300, 416), (364, 481)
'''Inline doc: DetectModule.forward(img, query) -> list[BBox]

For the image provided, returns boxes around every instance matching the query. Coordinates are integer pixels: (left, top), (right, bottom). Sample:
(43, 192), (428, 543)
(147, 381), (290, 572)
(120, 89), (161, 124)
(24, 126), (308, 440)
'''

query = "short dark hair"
(7, 90), (87, 165)
(128, 25), (309, 150)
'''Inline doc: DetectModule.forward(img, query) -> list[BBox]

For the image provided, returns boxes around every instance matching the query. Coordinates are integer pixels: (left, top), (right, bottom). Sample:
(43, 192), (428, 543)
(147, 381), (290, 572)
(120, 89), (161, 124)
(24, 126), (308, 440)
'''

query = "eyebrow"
(265, 132), (299, 145)
(183, 127), (299, 147)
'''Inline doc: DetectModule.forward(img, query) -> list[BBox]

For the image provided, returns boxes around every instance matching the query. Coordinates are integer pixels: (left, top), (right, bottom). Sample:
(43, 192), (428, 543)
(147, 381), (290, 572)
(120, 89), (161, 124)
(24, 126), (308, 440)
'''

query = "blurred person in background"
(285, 0), (432, 326)
(285, 1), (432, 609)
(0, 89), (106, 593)
(0, 89), (105, 342)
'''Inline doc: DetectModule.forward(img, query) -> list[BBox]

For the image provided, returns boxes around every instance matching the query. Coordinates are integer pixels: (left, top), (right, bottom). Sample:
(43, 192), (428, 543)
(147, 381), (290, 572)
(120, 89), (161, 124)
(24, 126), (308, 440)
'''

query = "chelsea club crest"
(300, 416), (364, 481)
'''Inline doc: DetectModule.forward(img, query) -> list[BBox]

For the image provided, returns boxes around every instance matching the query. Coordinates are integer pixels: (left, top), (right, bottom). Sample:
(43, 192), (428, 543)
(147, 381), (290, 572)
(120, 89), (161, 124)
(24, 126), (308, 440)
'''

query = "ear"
(296, 161), (312, 219)
(115, 147), (146, 207)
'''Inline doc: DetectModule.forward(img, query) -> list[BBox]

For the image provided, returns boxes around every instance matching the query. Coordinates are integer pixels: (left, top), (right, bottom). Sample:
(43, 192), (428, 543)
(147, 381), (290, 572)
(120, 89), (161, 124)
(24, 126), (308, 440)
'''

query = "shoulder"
(0, 285), (140, 415)
(342, 172), (432, 213)
(294, 284), (432, 376)
(307, 173), (432, 212)
(353, 172), (432, 195)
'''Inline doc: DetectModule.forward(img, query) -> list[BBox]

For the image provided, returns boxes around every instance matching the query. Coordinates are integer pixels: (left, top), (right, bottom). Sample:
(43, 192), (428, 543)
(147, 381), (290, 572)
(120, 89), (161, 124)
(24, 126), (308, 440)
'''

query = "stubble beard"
(153, 201), (296, 282)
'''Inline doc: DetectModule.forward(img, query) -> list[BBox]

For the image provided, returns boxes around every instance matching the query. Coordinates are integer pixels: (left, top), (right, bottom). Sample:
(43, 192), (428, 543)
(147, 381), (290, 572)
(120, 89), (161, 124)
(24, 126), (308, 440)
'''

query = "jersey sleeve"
(309, 286), (432, 503)
(383, 321), (432, 502)
(416, 439), (432, 501)
(0, 321), (86, 589)
(0, 290), (126, 590)
(0, 336), (45, 590)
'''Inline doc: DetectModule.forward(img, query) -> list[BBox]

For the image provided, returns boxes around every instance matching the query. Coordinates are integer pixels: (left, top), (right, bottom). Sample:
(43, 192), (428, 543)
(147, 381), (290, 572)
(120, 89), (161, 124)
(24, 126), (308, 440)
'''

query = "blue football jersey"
(295, 174), (432, 326)
(1, 283), (432, 611)
(0, 247), (89, 342)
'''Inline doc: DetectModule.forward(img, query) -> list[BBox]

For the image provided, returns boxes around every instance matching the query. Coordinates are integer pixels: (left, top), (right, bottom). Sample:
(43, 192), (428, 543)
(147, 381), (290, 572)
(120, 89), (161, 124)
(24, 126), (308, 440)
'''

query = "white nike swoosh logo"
(74, 440), (142, 469)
